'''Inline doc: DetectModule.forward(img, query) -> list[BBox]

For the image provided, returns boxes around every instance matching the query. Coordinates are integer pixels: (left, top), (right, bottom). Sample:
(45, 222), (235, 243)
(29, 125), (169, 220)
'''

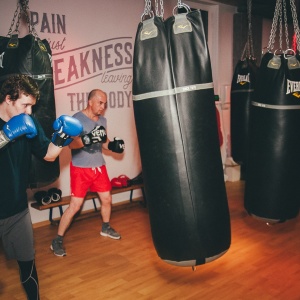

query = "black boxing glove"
(81, 126), (107, 146)
(34, 191), (51, 206)
(108, 137), (125, 153)
(48, 188), (62, 202)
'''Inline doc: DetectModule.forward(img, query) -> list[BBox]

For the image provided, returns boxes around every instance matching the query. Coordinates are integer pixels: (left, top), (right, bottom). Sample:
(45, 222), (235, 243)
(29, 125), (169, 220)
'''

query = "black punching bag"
(244, 52), (300, 222)
(230, 58), (257, 169)
(0, 34), (59, 188)
(132, 11), (231, 267)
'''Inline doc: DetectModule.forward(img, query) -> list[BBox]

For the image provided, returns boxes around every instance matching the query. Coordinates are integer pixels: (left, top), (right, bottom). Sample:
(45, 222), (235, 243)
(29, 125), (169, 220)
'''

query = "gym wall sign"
(52, 37), (134, 112)
(28, 9), (134, 112)
(52, 38), (133, 90)
(30, 11), (134, 87)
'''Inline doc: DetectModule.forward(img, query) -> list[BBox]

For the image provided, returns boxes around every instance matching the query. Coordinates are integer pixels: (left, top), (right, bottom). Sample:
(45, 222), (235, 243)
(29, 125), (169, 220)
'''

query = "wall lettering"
(68, 91), (132, 111)
(53, 38), (133, 89)
(30, 11), (66, 34)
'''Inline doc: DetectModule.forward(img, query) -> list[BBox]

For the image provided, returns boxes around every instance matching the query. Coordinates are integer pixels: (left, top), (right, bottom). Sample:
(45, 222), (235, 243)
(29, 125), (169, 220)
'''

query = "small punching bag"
(132, 3), (230, 267)
(231, 0), (258, 175)
(244, 0), (300, 222)
(231, 58), (257, 167)
(0, 1), (59, 188)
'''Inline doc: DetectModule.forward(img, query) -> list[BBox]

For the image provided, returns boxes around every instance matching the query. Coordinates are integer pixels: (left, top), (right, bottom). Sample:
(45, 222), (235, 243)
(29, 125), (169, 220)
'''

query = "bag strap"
(241, 0), (255, 61)
(7, 0), (39, 39)
(267, 0), (300, 54)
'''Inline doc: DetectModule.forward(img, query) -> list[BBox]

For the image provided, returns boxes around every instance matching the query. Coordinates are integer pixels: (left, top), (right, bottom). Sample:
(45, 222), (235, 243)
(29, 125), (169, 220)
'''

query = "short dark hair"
(0, 74), (40, 104)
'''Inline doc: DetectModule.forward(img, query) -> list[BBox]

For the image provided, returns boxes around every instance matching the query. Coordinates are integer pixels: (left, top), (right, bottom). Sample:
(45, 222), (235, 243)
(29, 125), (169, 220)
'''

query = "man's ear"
(5, 95), (12, 104)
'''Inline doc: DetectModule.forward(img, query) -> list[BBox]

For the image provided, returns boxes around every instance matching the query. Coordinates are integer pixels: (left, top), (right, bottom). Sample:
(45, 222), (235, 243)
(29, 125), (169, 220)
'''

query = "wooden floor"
(1, 181), (300, 300)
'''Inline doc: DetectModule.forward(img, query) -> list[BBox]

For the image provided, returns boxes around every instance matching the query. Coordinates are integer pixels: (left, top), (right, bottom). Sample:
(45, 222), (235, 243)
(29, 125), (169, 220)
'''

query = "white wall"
(0, 0), (146, 223)
(0, 0), (238, 223)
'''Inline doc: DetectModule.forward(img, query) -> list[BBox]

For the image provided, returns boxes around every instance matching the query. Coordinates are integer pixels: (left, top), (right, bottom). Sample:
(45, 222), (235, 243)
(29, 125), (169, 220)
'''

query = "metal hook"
(141, 10), (154, 23)
(284, 48), (295, 59)
(273, 48), (283, 56)
(173, 3), (191, 16)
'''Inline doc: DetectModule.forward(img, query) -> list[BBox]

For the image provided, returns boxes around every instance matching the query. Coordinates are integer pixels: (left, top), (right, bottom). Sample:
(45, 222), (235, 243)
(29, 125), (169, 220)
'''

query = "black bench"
(31, 183), (146, 225)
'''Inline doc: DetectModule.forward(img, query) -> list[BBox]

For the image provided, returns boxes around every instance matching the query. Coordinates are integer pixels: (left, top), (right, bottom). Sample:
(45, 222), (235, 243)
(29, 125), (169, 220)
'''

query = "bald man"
(51, 89), (125, 257)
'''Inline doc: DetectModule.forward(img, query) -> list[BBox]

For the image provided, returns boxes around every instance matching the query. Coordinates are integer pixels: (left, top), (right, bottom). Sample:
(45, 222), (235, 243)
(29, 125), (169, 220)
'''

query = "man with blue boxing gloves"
(0, 74), (83, 300)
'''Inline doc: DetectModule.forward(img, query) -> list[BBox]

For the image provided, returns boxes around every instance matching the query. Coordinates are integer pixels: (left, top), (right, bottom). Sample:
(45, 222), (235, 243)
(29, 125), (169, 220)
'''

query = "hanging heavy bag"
(244, 0), (300, 222)
(0, 1), (59, 188)
(132, 3), (230, 267)
(133, 15), (186, 265)
(244, 51), (300, 222)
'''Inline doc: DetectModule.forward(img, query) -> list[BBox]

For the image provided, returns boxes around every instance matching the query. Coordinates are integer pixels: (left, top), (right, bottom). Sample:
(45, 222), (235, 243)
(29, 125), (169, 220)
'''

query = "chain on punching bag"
(231, 0), (258, 174)
(0, 0), (59, 188)
(244, 0), (300, 223)
(132, 0), (230, 267)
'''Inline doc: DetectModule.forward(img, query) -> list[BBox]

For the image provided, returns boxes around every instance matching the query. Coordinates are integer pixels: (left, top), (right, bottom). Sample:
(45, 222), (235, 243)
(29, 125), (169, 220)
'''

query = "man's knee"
(98, 192), (112, 205)
(69, 198), (84, 213)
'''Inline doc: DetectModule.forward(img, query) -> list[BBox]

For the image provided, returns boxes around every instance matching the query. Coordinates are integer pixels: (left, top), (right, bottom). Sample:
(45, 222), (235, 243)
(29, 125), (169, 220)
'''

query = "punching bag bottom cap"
(163, 250), (228, 267)
(250, 213), (283, 224)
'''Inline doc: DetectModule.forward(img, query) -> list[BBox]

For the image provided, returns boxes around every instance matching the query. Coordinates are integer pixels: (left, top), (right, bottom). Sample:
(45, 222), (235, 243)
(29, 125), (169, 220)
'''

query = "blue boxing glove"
(51, 115), (83, 147)
(0, 113), (37, 149)
(108, 137), (125, 153)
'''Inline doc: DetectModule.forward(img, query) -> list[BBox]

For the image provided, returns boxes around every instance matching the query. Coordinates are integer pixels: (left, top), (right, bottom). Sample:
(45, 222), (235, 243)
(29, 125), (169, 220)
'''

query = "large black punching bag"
(244, 51), (300, 222)
(132, 10), (231, 267)
(230, 58), (257, 169)
(0, 5), (59, 188)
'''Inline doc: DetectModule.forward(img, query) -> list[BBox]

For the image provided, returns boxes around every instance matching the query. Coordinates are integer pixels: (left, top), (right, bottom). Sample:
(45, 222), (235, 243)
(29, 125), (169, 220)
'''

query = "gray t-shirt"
(71, 111), (107, 168)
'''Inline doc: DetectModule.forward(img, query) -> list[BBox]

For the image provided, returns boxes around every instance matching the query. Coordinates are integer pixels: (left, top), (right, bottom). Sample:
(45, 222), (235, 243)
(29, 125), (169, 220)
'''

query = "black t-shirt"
(0, 116), (50, 219)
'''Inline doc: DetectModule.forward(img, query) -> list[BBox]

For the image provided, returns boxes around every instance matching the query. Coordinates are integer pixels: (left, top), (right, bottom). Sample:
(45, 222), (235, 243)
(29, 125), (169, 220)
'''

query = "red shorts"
(70, 163), (112, 197)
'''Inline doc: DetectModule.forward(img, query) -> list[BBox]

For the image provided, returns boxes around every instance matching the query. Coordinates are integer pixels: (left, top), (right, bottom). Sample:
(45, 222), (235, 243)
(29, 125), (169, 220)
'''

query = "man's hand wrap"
(81, 125), (107, 146)
(0, 113), (37, 149)
(108, 137), (125, 153)
(51, 115), (83, 147)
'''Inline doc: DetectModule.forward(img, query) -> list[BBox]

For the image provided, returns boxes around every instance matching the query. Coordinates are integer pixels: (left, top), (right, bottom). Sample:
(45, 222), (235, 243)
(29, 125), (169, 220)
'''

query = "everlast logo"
(286, 79), (300, 95)
(236, 73), (250, 85)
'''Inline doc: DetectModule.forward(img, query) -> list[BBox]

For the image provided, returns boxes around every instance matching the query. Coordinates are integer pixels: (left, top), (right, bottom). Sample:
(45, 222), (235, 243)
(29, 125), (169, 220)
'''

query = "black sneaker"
(100, 226), (121, 240)
(50, 238), (66, 256)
